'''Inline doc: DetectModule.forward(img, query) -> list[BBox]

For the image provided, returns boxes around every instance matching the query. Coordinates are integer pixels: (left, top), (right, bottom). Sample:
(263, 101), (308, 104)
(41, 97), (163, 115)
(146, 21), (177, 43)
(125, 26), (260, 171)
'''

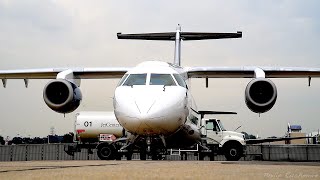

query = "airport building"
(286, 124), (306, 145)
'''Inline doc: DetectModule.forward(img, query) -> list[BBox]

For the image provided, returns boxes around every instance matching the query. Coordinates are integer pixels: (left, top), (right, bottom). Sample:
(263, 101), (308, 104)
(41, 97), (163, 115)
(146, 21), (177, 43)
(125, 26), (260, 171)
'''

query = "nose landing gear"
(145, 135), (167, 160)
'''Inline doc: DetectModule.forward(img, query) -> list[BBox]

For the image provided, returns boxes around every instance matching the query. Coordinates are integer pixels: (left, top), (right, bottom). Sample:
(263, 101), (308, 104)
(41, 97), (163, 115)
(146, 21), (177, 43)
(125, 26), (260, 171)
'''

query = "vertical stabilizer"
(174, 24), (182, 66)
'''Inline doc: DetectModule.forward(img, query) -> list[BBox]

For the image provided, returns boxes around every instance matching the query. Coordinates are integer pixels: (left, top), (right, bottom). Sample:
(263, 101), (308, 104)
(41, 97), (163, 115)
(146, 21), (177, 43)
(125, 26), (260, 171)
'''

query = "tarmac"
(0, 160), (319, 180)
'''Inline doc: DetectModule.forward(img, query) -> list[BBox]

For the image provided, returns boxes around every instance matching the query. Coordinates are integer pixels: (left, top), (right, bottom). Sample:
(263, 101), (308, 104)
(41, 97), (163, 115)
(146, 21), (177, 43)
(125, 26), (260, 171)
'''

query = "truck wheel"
(224, 143), (242, 161)
(209, 146), (216, 161)
(97, 144), (115, 160)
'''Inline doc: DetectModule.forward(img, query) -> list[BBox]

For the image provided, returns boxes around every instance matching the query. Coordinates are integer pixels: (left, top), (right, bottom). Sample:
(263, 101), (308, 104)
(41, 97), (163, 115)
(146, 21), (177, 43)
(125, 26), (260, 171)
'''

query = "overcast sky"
(0, 0), (320, 138)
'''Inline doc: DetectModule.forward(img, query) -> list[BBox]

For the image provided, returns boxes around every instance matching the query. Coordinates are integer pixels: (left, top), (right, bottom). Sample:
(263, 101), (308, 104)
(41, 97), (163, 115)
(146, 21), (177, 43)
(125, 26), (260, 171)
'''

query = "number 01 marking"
(84, 121), (92, 127)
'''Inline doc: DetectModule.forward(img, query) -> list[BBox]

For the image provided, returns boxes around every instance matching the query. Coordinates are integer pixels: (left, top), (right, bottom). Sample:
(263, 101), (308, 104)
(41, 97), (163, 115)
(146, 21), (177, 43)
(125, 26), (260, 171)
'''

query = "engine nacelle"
(43, 79), (82, 113)
(245, 78), (277, 113)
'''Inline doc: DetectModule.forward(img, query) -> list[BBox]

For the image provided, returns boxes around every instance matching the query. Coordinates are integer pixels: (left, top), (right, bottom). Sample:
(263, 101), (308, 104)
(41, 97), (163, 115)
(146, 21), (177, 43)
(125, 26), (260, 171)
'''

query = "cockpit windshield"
(150, 74), (176, 86)
(122, 74), (147, 86)
(117, 74), (129, 86)
(173, 74), (187, 88)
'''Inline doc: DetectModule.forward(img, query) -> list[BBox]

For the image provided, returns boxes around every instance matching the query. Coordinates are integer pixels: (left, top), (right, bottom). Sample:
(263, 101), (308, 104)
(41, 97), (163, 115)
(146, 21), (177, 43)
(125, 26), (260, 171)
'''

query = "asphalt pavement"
(0, 160), (319, 180)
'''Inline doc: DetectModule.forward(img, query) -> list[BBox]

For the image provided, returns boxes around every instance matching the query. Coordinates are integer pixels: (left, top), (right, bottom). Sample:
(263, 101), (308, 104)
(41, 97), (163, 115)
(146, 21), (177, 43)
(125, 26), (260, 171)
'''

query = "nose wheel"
(141, 136), (166, 160)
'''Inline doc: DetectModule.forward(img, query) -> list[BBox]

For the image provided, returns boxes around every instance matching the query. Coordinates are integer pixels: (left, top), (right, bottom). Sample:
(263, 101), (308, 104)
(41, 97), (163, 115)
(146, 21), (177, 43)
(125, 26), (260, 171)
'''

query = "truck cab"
(202, 119), (224, 144)
(201, 118), (246, 161)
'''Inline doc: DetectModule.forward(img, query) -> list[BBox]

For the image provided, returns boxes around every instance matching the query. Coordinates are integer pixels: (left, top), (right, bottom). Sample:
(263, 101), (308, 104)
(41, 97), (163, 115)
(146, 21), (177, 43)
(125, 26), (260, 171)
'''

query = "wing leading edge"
(3, 66), (320, 80)
(186, 67), (320, 78)
(0, 67), (130, 87)
(0, 67), (130, 79)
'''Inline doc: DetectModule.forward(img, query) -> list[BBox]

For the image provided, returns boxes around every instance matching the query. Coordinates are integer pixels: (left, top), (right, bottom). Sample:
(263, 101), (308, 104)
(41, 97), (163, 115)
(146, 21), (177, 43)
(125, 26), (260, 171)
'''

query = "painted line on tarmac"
(0, 163), (118, 173)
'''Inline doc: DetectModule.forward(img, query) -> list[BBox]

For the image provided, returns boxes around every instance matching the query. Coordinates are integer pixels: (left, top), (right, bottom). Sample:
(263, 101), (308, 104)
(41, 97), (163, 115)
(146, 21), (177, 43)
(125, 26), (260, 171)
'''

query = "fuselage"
(113, 61), (194, 136)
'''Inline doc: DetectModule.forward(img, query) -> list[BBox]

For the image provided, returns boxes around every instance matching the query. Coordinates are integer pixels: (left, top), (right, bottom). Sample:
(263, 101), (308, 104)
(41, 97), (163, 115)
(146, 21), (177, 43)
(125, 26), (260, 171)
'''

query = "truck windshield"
(122, 74), (147, 86)
(150, 74), (176, 86)
(217, 120), (226, 131)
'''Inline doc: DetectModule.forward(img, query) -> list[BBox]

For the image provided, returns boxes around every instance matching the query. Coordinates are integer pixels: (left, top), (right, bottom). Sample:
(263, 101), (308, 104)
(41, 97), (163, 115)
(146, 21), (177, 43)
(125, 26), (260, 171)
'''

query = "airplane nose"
(114, 86), (188, 135)
(134, 94), (156, 115)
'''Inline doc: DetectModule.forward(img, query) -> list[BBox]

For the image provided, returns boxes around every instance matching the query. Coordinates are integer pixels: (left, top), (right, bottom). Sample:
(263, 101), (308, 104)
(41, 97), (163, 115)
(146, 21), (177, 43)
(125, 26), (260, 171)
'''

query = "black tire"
(126, 153), (132, 160)
(151, 153), (162, 160)
(209, 146), (216, 161)
(140, 151), (147, 160)
(97, 144), (115, 160)
(151, 155), (158, 160)
(115, 154), (122, 160)
(224, 143), (242, 161)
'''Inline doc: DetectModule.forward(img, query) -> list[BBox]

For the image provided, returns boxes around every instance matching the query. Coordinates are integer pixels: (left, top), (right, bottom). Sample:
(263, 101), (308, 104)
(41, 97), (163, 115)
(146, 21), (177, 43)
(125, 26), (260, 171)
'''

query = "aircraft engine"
(43, 79), (82, 113)
(245, 78), (277, 113)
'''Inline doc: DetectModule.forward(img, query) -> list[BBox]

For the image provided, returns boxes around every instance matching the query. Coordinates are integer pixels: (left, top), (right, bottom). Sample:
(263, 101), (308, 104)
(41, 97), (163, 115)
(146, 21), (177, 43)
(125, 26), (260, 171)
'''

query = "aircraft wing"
(0, 67), (130, 79)
(186, 67), (320, 78)
(246, 136), (312, 144)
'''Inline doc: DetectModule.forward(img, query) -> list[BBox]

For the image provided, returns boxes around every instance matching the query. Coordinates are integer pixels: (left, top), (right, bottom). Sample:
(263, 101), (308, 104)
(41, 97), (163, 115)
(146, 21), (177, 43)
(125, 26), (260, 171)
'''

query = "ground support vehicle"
(64, 112), (246, 161)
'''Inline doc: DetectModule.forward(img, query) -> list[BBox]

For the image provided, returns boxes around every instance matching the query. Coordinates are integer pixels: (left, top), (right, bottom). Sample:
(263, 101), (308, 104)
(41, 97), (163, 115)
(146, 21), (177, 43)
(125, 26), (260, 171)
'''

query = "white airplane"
(1, 25), (320, 159)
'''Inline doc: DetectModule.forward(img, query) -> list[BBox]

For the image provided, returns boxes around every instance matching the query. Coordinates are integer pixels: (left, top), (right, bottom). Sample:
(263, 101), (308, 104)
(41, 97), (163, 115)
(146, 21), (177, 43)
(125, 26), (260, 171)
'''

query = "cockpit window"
(173, 74), (187, 88)
(150, 74), (176, 86)
(117, 74), (129, 86)
(122, 74), (147, 86)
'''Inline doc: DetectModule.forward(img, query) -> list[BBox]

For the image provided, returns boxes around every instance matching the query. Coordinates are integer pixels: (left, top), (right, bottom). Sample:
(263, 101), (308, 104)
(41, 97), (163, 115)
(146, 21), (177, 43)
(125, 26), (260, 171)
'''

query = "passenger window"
(150, 74), (176, 86)
(122, 74), (147, 86)
(173, 74), (187, 88)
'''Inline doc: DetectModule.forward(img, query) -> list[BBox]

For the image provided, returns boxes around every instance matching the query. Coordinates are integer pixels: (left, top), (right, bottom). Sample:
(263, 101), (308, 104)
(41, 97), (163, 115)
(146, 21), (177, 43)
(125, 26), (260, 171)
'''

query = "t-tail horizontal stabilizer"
(117, 32), (242, 41)
(117, 24), (242, 66)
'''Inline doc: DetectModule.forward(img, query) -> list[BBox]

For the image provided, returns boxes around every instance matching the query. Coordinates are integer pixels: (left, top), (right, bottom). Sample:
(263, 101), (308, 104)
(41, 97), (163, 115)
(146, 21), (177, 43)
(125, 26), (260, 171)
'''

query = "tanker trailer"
(75, 111), (124, 142)
(65, 111), (126, 159)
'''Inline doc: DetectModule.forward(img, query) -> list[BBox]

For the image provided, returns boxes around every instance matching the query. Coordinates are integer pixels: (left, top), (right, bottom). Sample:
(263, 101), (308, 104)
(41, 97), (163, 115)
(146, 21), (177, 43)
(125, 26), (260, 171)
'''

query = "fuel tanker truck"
(64, 111), (247, 161)
(66, 111), (129, 160)
(74, 111), (124, 143)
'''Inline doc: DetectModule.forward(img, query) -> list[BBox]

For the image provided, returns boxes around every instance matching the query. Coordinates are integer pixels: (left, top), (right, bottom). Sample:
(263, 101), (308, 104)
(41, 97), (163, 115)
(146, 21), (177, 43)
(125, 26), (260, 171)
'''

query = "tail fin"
(117, 25), (242, 66)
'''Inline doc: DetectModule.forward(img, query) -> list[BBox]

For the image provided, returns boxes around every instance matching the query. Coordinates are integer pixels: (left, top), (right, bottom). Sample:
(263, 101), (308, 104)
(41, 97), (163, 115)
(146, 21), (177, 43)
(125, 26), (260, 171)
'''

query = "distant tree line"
(0, 132), (74, 145)
(0, 136), (4, 145)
